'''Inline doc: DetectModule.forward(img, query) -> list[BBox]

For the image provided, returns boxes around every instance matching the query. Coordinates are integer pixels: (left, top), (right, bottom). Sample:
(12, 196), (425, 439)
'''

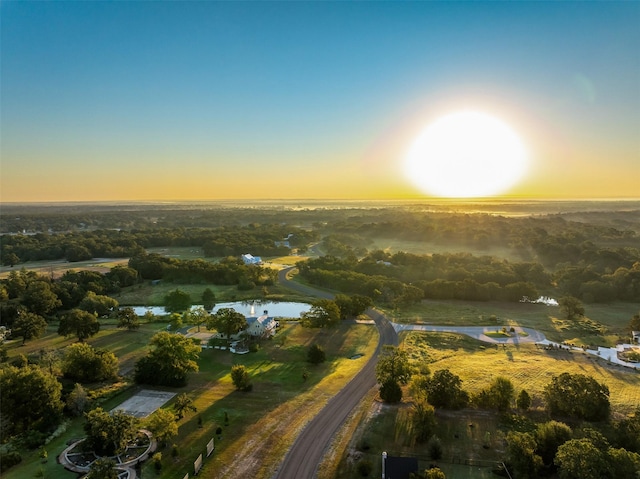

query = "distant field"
(369, 238), (521, 262)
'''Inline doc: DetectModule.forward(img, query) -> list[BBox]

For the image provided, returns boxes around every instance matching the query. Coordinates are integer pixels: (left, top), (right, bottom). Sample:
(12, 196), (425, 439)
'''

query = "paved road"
(391, 323), (547, 344)
(273, 268), (397, 479)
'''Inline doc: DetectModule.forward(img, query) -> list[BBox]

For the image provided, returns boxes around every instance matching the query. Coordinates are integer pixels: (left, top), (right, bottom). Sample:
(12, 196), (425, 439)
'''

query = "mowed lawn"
(3, 321), (379, 479)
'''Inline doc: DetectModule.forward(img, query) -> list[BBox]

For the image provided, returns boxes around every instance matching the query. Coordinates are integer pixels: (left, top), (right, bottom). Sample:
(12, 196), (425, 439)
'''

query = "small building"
(241, 253), (262, 265)
(632, 331), (640, 344)
(382, 452), (419, 479)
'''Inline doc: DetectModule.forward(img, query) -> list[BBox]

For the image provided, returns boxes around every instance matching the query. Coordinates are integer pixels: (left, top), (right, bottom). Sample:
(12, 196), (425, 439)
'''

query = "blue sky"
(2, 1), (638, 201)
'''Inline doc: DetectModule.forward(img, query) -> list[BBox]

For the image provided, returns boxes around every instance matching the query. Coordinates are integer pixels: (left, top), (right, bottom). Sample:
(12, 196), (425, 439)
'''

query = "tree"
(66, 383), (90, 417)
(424, 369), (469, 409)
(106, 265), (139, 288)
(412, 396), (437, 443)
(84, 408), (139, 456)
(164, 289), (192, 313)
(62, 342), (118, 383)
(207, 307), (246, 340)
(87, 458), (118, 479)
(628, 311), (640, 333)
(607, 447), (640, 478)
(506, 431), (543, 479)
(3, 252), (20, 267)
(12, 311), (47, 345)
(544, 372), (610, 421)
(307, 344), (326, 364)
(0, 365), (63, 436)
(558, 296), (585, 321)
(516, 389), (532, 411)
(173, 393), (197, 420)
(475, 376), (514, 412)
(189, 306), (210, 333)
(535, 420), (572, 466)
(554, 438), (608, 479)
(169, 313), (183, 332)
(116, 307), (140, 331)
(379, 379), (403, 403)
(376, 345), (413, 385)
(134, 331), (200, 387)
(301, 299), (340, 328)
(22, 280), (61, 316)
(145, 408), (178, 447)
(334, 294), (372, 319)
(231, 364), (252, 391)
(202, 288), (216, 311)
(78, 291), (118, 317)
(58, 309), (100, 342)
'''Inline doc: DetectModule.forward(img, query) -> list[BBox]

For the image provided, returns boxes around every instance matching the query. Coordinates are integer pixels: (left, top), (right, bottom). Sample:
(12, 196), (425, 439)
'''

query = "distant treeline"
(0, 225), (318, 265)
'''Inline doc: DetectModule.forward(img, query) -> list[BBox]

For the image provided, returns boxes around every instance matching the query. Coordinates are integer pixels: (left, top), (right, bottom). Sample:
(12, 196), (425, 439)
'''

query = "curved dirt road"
(274, 268), (397, 479)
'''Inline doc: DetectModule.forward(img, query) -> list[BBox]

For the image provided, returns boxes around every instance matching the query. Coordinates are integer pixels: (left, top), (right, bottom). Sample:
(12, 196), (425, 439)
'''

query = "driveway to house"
(391, 323), (547, 344)
(274, 268), (398, 479)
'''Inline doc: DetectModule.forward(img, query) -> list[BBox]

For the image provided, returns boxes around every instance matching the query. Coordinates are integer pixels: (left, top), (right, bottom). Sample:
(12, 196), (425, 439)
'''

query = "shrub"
(307, 344), (326, 364)
(380, 379), (402, 403)
(231, 364), (252, 391)
(0, 451), (22, 473)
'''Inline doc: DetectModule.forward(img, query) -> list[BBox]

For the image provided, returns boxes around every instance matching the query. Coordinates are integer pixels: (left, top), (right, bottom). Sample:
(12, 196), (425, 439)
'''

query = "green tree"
(12, 311), (47, 345)
(190, 306), (210, 333)
(208, 307), (246, 340)
(301, 299), (340, 328)
(231, 364), (252, 391)
(78, 291), (118, 317)
(379, 379), (403, 403)
(613, 406), (640, 453)
(506, 431), (543, 479)
(201, 288), (216, 311)
(558, 296), (585, 321)
(173, 393), (197, 420)
(84, 408), (139, 456)
(66, 383), (90, 417)
(412, 396), (437, 443)
(62, 342), (118, 383)
(516, 389), (532, 411)
(145, 408), (178, 447)
(87, 457), (118, 479)
(22, 280), (61, 316)
(134, 331), (200, 387)
(425, 369), (469, 409)
(0, 365), (63, 435)
(535, 420), (572, 466)
(376, 345), (413, 385)
(554, 438), (608, 479)
(116, 307), (140, 331)
(544, 372), (610, 421)
(57, 309), (100, 342)
(164, 289), (192, 313)
(3, 252), (20, 267)
(607, 447), (640, 478)
(628, 311), (640, 333)
(169, 312), (183, 331)
(475, 376), (514, 411)
(307, 344), (326, 364)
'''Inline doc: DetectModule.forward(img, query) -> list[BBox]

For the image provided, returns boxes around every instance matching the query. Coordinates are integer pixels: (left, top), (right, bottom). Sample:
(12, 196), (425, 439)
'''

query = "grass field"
(3, 321), (379, 479)
(334, 329), (640, 478)
(383, 299), (638, 347)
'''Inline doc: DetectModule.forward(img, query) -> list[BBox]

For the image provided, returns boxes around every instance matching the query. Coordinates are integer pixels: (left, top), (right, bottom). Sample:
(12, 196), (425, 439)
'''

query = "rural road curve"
(273, 268), (398, 479)
(273, 267), (549, 478)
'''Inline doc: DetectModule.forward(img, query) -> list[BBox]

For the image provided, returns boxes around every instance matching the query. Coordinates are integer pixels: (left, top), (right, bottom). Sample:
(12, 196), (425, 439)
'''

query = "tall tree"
(58, 309), (100, 342)
(554, 438), (608, 479)
(173, 393), (197, 420)
(164, 289), (192, 313)
(207, 307), (246, 340)
(231, 364), (252, 391)
(134, 331), (200, 387)
(84, 408), (139, 456)
(12, 311), (47, 345)
(145, 408), (178, 447)
(78, 292), (118, 317)
(424, 369), (469, 410)
(22, 280), (61, 316)
(0, 365), (63, 435)
(87, 458), (118, 479)
(201, 288), (216, 311)
(506, 431), (543, 479)
(116, 307), (140, 331)
(62, 342), (118, 383)
(412, 396), (437, 443)
(475, 376), (514, 411)
(535, 420), (573, 467)
(544, 373), (610, 421)
(189, 306), (210, 333)
(301, 299), (340, 328)
(376, 346), (413, 403)
(558, 296), (585, 321)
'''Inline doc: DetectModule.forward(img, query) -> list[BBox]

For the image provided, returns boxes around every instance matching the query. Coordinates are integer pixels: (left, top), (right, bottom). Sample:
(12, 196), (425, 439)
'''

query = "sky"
(1, 1), (639, 202)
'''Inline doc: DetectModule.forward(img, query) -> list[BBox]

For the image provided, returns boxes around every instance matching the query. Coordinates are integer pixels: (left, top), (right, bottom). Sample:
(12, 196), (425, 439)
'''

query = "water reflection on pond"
(132, 301), (311, 318)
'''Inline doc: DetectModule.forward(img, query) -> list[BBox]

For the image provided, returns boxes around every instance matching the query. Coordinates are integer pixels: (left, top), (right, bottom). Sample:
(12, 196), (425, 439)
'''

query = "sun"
(404, 110), (528, 198)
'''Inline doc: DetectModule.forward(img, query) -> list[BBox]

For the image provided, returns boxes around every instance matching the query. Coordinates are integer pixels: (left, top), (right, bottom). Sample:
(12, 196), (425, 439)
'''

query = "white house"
(241, 253), (262, 265)
(245, 310), (278, 338)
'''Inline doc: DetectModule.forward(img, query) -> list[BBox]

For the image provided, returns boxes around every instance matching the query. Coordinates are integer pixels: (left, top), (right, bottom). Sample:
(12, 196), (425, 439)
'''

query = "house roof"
(384, 456), (419, 479)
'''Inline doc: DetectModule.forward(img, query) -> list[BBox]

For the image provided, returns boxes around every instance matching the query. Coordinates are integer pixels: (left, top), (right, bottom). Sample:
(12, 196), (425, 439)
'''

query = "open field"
(333, 329), (640, 478)
(3, 321), (379, 479)
(383, 299), (639, 347)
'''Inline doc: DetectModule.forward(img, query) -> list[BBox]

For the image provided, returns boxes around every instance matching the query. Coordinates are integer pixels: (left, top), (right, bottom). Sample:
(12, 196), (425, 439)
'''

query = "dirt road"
(273, 268), (397, 479)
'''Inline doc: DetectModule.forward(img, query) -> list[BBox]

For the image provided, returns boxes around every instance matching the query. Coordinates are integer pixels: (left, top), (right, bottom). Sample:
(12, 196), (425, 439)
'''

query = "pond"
(131, 301), (311, 318)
